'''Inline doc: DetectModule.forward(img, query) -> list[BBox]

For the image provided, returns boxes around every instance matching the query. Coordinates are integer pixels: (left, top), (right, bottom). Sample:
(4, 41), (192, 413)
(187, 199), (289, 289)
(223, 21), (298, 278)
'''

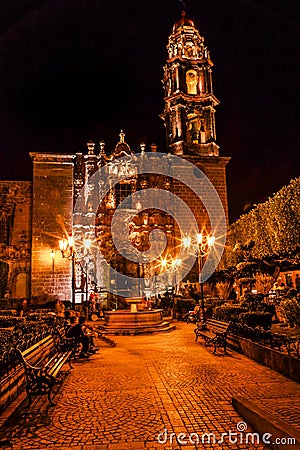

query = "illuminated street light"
(183, 232), (215, 321)
(84, 237), (92, 304)
(50, 249), (55, 292)
(59, 236), (76, 309)
(160, 256), (181, 319)
(59, 235), (92, 309)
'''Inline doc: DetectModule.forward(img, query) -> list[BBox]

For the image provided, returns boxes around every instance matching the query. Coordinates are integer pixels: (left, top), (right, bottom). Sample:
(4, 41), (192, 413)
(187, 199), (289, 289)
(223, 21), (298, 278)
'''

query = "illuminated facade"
(0, 11), (229, 303)
(0, 182), (31, 300)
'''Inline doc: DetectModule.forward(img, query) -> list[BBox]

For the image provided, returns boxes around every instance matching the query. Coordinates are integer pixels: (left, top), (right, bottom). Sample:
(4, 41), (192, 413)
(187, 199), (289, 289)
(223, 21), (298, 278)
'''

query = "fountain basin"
(99, 309), (176, 335)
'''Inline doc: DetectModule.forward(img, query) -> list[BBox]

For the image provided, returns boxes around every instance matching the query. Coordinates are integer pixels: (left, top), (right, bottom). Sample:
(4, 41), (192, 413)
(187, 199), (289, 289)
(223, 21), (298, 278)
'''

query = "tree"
(214, 178), (300, 301)
(224, 177), (300, 273)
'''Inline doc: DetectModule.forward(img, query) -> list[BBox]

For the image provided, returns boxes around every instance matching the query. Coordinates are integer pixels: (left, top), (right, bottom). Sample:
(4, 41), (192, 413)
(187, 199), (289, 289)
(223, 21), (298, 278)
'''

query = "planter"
(227, 333), (300, 384)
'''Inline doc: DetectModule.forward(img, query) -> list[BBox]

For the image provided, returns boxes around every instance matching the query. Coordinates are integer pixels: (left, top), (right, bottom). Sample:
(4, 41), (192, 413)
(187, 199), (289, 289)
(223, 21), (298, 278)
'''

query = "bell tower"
(162, 9), (230, 228)
(161, 10), (220, 157)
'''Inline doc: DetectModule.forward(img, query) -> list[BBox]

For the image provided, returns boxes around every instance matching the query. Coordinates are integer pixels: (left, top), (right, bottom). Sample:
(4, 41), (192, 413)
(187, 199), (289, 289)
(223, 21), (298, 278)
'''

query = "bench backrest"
(206, 319), (230, 334)
(12, 335), (55, 368)
(0, 334), (57, 414)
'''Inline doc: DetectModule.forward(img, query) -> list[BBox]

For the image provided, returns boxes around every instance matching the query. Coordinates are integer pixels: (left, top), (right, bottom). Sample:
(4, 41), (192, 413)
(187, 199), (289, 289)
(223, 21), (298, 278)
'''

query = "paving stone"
(0, 323), (299, 449)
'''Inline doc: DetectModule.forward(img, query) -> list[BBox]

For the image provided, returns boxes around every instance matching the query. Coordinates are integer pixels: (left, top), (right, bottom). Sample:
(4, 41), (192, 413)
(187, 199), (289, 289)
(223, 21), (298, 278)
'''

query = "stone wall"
(30, 153), (74, 302)
(169, 155), (230, 281)
(0, 181), (32, 299)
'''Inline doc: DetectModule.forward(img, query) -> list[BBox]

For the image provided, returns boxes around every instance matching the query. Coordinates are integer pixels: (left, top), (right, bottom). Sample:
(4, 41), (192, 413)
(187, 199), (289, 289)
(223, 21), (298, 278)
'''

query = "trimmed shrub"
(214, 306), (247, 323)
(240, 311), (272, 329)
(239, 293), (265, 311)
(280, 297), (300, 327)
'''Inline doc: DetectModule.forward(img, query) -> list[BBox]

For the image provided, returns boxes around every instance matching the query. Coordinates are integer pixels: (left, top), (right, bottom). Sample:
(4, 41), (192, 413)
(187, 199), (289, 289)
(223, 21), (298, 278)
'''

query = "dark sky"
(0, 0), (299, 222)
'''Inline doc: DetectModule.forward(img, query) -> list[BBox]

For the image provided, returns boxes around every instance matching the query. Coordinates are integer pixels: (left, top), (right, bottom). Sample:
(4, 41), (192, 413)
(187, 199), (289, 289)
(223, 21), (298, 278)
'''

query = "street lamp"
(172, 258), (182, 291)
(161, 256), (181, 319)
(84, 238), (91, 304)
(50, 249), (55, 293)
(59, 236), (76, 309)
(59, 236), (94, 310)
(137, 261), (142, 297)
(172, 258), (181, 319)
(183, 232), (215, 322)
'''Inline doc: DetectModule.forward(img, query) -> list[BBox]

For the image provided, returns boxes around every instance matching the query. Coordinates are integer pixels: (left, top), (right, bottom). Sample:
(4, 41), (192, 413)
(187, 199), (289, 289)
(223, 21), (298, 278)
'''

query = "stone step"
(97, 321), (176, 336)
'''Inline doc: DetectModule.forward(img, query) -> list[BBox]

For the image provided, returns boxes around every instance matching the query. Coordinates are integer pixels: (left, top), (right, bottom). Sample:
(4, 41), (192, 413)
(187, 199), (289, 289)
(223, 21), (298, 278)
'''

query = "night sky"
(0, 0), (299, 222)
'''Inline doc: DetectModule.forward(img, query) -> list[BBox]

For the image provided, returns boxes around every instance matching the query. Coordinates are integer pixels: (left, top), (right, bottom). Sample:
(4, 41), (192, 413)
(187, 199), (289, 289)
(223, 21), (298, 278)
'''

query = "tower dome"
(172, 10), (195, 32)
(167, 10), (207, 61)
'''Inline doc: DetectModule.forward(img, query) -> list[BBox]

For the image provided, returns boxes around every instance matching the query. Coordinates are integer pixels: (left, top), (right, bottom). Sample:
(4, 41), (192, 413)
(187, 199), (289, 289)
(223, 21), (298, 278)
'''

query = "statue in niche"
(200, 124), (206, 143)
(177, 43), (183, 56)
(185, 43), (194, 58)
(187, 115), (201, 143)
(186, 70), (198, 95)
(164, 77), (171, 96)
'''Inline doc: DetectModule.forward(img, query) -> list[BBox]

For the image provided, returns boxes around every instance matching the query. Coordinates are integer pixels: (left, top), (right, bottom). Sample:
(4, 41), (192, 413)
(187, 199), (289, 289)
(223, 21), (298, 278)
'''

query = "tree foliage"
(224, 177), (300, 268)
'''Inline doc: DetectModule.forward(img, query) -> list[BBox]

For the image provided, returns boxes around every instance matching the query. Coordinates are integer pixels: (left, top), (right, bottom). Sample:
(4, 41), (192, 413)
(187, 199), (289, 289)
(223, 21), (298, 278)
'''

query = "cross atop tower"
(119, 130), (125, 143)
(179, 0), (187, 13)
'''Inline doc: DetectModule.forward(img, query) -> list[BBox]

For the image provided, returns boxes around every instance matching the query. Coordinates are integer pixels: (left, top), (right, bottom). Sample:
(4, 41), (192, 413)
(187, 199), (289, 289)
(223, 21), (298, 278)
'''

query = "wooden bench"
(11, 334), (75, 406)
(194, 319), (232, 354)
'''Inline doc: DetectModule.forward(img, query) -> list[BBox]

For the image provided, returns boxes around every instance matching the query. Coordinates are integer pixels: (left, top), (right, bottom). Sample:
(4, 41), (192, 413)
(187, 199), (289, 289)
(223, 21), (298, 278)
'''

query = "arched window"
(187, 113), (201, 143)
(14, 272), (29, 299)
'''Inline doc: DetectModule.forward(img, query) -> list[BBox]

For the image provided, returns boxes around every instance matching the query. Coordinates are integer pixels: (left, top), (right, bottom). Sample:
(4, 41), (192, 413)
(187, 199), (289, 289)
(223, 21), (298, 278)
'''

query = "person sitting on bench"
(66, 316), (91, 358)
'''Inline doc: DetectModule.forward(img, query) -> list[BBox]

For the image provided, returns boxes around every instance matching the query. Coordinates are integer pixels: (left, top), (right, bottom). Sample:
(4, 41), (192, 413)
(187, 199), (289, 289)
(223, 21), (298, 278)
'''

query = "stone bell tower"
(161, 10), (220, 158)
(161, 9), (230, 229)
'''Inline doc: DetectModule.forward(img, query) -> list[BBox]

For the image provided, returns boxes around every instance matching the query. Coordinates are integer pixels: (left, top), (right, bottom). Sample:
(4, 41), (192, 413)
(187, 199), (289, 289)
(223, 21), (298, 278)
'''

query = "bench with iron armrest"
(11, 335), (74, 406)
(52, 327), (80, 358)
(269, 333), (300, 357)
(194, 319), (232, 354)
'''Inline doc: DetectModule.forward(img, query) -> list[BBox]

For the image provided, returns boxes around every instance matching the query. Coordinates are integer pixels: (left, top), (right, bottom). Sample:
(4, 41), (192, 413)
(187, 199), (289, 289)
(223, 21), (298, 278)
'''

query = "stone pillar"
(30, 153), (74, 303)
(176, 106), (182, 138)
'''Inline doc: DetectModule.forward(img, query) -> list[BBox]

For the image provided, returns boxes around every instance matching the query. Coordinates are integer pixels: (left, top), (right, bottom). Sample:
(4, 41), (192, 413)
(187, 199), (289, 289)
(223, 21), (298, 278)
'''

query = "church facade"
(0, 12), (229, 305)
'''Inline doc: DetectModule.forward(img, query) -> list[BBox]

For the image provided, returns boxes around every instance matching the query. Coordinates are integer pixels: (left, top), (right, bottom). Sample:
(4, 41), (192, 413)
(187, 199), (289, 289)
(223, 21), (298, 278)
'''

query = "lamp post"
(50, 250), (55, 293)
(183, 233), (215, 322)
(153, 265), (157, 302)
(59, 236), (93, 310)
(161, 257), (181, 319)
(84, 238), (91, 304)
(172, 258), (181, 319)
(59, 236), (76, 309)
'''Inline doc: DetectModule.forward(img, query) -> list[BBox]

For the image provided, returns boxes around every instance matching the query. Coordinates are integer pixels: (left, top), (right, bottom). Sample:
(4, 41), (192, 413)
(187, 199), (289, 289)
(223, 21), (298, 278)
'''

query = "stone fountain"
(98, 297), (176, 335)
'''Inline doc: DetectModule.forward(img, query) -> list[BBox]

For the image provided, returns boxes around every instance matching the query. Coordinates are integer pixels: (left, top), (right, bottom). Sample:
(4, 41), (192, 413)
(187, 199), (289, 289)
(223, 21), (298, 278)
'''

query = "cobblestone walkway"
(1, 322), (300, 449)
